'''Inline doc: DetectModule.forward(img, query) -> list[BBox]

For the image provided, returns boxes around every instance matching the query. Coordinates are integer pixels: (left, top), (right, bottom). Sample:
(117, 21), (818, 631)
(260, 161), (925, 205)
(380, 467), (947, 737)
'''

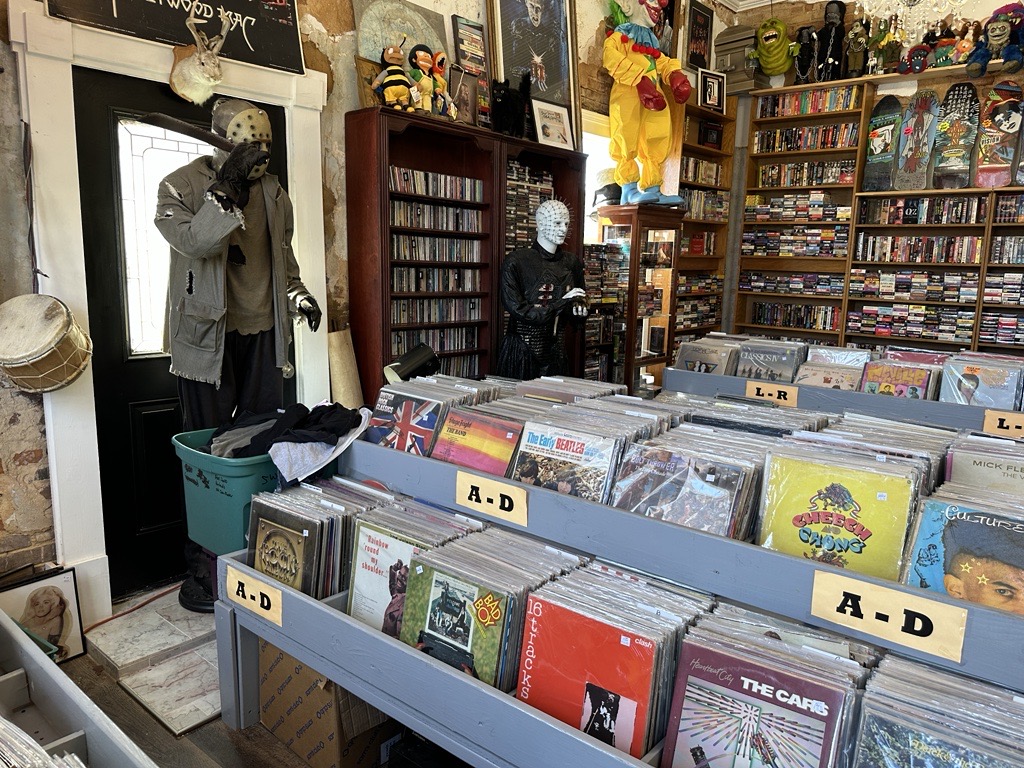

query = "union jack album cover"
(365, 387), (447, 455)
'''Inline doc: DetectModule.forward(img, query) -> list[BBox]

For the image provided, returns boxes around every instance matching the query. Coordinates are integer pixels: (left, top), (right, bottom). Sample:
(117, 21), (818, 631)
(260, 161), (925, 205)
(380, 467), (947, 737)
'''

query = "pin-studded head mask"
(211, 98), (273, 179)
(535, 200), (570, 248)
(525, 0), (543, 27)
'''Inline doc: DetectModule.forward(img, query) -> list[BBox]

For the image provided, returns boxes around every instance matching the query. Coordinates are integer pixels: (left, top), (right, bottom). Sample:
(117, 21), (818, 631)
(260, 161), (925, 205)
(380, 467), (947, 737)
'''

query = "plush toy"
(748, 18), (798, 77)
(431, 51), (457, 119)
(793, 26), (817, 84)
(931, 24), (959, 67)
(868, 15), (905, 73)
(965, 5), (1024, 77)
(602, 0), (692, 206)
(408, 43), (440, 113)
(897, 43), (934, 74)
(845, 18), (870, 78)
(371, 39), (415, 111)
(816, 0), (847, 81)
(953, 21), (982, 64)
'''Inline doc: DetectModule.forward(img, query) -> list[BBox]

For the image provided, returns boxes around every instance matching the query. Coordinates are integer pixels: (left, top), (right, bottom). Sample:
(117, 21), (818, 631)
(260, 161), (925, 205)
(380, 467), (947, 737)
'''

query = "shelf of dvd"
(345, 107), (586, 405)
(0, 609), (157, 767)
(216, 438), (1024, 768)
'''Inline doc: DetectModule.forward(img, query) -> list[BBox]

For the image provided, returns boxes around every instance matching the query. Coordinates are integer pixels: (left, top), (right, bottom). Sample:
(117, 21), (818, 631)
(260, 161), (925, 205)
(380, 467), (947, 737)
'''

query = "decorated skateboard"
(931, 82), (980, 189)
(975, 80), (1023, 188)
(862, 95), (903, 192)
(894, 89), (940, 191)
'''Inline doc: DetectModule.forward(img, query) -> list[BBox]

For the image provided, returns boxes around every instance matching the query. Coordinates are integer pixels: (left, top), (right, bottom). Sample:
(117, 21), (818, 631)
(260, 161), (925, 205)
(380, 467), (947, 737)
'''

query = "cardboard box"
(259, 639), (403, 768)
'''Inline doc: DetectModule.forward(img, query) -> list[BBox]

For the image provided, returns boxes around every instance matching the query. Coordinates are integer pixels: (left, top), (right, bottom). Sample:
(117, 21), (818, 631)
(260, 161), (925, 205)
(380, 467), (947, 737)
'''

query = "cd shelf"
(217, 438), (1024, 768)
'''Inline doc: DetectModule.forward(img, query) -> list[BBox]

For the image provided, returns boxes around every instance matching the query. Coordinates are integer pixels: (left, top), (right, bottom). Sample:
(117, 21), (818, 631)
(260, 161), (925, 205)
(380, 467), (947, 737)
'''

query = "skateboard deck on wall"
(862, 95), (904, 192)
(894, 89), (940, 190)
(931, 82), (980, 189)
(975, 80), (1023, 188)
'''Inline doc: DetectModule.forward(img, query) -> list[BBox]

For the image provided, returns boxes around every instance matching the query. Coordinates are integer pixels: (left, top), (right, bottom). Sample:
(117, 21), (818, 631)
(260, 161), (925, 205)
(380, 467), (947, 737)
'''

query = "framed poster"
(451, 15), (492, 126)
(490, 0), (580, 143)
(686, 0), (714, 71)
(532, 99), (574, 149)
(450, 66), (480, 126)
(355, 56), (384, 109)
(0, 568), (85, 663)
(698, 68), (725, 113)
(354, 0), (448, 66)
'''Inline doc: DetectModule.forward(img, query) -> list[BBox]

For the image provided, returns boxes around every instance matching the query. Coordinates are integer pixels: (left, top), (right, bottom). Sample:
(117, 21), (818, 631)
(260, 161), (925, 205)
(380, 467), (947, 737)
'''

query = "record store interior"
(3, 0), (1024, 765)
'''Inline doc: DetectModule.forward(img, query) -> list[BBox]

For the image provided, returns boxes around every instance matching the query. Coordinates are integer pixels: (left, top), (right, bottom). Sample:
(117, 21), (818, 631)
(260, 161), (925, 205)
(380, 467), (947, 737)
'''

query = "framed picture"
(450, 66), (479, 126)
(452, 14), (487, 76)
(686, 0), (714, 71)
(698, 68), (726, 113)
(354, 56), (384, 109)
(489, 0), (580, 145)
(698, 119), (724, 150)
(532, 99), (574, 150)
(0, 568), (85, 663)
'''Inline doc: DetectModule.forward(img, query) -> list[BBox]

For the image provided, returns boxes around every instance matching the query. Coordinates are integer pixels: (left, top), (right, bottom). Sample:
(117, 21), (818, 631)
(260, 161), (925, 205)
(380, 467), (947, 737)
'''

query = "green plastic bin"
(172, 428), (279, 555)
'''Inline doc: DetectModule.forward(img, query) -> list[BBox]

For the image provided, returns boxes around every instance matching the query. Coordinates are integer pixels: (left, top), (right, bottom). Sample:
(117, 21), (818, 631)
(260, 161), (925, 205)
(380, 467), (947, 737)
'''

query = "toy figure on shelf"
(953, 21), (982, 64)
(431, 51), (457, 119)
(845, 18), (870, 78)
(868, 15), (904, 73)
(897, 43), (934, 74)
(931, 24), (959, 67)
(815, 0), (847, 81)
(793, 26), (817, 83)
(371, 39), (415, 111)
(965, 5), (1024, 77)
(748, 18), (798, 77)
(602, 0), (692, 206)
(408, 43), (441, 113)
(496, 200), (587, 380)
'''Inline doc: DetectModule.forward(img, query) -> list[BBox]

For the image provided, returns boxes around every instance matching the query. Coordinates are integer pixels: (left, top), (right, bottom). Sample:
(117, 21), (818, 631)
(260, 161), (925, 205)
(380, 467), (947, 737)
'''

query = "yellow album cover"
(757, 452), (917, 581)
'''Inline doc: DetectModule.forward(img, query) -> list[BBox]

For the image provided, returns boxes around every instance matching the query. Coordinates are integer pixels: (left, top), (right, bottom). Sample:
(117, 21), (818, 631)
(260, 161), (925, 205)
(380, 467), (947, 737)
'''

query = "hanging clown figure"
(603, 0), (692, 205)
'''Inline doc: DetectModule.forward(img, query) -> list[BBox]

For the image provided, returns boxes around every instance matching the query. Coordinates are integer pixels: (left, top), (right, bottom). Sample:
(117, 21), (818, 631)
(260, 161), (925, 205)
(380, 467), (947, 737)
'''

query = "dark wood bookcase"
(345, 106), (587, 405)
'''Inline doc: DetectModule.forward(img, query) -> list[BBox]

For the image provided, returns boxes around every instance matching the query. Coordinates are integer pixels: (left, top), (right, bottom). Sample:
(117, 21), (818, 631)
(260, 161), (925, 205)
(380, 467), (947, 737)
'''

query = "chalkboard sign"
(45, 0), (304, 75)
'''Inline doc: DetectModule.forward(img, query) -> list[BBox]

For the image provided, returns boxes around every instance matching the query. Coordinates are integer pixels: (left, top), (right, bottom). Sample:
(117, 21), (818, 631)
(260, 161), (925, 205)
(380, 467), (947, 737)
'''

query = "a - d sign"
(455, 471), (528, 526)
(810, 571), (966, 662)
(227, 564), (283, 626)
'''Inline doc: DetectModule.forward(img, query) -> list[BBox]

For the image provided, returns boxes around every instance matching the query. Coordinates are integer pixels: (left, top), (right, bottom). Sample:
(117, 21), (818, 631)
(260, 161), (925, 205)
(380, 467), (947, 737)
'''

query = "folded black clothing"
(206, 403), (362, 458)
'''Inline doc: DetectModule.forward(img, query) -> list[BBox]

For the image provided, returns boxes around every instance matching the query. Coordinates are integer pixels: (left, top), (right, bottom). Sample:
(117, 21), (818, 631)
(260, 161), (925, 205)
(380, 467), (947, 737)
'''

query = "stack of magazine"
(364, 375), (506, 456)
(660, 604), (879, 768)
(247, 477), (396, 599)
(347, 500), (485, 638)
(756, 444), (923, 580)
(514, 561), (714, 760)
(851, 656), (1024, 768)
(397, 527), (587, 690)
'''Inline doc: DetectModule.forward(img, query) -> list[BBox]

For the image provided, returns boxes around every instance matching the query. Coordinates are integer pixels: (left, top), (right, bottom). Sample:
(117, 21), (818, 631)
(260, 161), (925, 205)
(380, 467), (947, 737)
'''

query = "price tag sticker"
(982, 409), (1024, 436)
(226, 564), (283, 627)
(744, 381), (799, 407)
(455, 471), (528, 526)
(810, 571), (966, 662)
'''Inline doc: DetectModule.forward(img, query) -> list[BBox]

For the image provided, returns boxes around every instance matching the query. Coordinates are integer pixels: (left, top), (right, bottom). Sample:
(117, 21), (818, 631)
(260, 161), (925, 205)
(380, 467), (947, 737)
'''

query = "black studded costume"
(496, 241), (586, 379)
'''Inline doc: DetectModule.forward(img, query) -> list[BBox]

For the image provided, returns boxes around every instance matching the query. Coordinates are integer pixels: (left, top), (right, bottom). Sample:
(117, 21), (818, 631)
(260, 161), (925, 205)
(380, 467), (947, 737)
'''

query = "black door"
(72, 67), (287, 598)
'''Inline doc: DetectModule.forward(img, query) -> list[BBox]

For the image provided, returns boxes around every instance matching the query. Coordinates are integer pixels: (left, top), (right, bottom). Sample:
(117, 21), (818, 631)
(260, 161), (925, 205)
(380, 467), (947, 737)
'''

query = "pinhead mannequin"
(536, 199), (570, 253)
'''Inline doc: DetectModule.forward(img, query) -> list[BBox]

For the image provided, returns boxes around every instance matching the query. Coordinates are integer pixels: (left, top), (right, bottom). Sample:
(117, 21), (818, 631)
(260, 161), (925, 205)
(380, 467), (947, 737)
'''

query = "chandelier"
(853, 0), (970, 45)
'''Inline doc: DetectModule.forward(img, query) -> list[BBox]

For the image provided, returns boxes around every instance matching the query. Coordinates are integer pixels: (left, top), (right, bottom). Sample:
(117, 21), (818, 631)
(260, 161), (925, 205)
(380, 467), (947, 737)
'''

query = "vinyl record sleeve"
(938, 359), (1024, 409)
(757, 451), (917, 580)
(660, 639), (850, 768)
(794, 362), (864, 391)
(347, 519), (427, 638)
(509, 421), (622, 503)
(858, 361), (932, 399)
(516, 592), (660, 759)
(365, 387), (448, 455)
(428, 407), (524, 477)
(248, 494), (324, 596)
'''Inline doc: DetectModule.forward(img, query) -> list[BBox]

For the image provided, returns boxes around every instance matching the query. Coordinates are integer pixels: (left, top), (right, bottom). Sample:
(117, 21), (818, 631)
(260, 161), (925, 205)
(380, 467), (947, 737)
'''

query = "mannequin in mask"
(496, 200), (587, 379)
(154, 97), (322, 612)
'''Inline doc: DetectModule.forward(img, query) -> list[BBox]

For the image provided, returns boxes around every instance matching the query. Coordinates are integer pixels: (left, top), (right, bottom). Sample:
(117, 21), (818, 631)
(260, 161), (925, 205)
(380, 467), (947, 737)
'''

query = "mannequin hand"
(636, 77), (666, 111)
(572, 302), (589, 317)
(668, 70), (692, 104)
(208, 143), (269, 210)
(563, 287), (586, 301)
(298, 295), (322, 332)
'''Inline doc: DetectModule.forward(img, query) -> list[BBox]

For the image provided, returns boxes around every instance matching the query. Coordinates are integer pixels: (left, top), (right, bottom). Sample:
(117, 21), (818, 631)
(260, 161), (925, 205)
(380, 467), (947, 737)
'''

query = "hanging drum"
(0, 294), (93, 394)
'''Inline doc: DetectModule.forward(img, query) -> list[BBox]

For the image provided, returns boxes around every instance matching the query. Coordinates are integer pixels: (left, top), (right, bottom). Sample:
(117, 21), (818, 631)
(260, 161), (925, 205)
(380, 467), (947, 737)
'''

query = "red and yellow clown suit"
(603, 22), (691, 202)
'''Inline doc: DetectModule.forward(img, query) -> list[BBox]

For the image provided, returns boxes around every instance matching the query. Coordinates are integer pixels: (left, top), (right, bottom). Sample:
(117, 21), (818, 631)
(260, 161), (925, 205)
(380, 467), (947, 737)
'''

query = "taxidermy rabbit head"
(169, 6), (232, 106)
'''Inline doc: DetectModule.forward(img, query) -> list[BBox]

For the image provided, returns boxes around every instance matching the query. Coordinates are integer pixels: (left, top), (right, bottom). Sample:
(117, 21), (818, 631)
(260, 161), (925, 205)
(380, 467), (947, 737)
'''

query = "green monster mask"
(754, 17), (796, 76)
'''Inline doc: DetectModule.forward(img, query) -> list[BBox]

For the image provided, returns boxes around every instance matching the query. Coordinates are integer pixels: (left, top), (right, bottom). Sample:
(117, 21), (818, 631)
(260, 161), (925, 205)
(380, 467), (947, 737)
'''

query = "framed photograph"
(489, 0), (580, 145)
(354, 56), (384, 109)
(450, 66), (479, 126)
(698, 68), (726, 113)
(686, 0), (714, 71)
(532, 99), (574, 150)
(0, 568), (85, 663)
(698, 119), (724, 150)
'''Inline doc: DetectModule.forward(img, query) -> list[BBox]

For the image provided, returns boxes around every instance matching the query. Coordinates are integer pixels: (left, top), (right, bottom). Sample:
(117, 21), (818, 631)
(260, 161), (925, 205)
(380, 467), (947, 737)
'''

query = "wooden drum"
(0, 294), (93, 393)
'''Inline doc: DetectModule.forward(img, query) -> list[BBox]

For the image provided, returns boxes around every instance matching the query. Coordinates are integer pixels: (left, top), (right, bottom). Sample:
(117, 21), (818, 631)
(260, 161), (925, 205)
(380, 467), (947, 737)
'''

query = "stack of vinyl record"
(513, 561), (714, 760)
(945, 431), (1024, 495)
(347, 499), (486, 638)
(937, 351), (1024, 409)
(0, 713), (86, 767)
(513, 375), (628, 402)
(397, 527), (588, 691)
(851, 655), (1024, 768)
(660, 606), (877, 768)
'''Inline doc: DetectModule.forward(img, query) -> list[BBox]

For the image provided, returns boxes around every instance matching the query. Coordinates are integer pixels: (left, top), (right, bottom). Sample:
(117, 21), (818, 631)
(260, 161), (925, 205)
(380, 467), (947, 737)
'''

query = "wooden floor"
(62, 654), (309, 768)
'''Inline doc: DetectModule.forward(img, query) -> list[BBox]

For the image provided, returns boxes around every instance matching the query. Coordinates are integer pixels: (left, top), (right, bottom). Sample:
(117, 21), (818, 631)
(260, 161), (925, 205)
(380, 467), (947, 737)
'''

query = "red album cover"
(516, 593), (659, 758)
(660, 639), (849, 768)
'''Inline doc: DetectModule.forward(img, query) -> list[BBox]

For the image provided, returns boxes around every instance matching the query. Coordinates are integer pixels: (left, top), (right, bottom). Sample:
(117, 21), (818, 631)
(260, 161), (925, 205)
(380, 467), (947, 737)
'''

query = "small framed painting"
(354, 56), (384, 109)
(450, 66), (479, 126)
(698, 68), (726, 113)
(532, 99), (574, 150)
(0, 568), (86, 663)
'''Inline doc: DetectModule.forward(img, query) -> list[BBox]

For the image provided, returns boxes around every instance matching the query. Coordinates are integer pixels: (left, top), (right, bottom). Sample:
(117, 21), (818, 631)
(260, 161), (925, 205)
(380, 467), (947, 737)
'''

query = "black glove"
(207, 142), (269, 210)
(298, 295), (322, 332)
